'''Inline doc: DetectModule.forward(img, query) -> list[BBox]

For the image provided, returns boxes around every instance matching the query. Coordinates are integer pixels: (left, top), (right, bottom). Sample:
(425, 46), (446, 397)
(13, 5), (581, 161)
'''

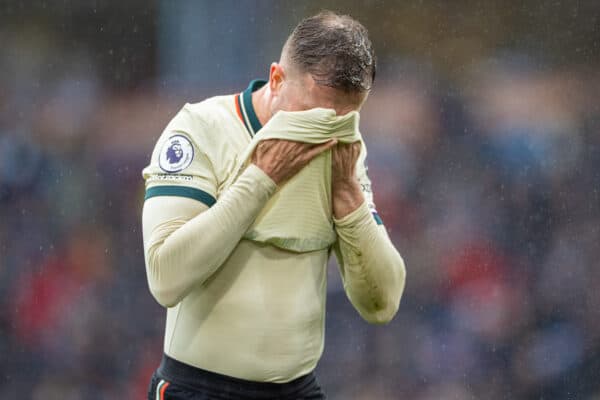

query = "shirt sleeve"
(142, 105), (218, 208)
(332, 143), (406, 324)
(355, 141), (384, 225)
(143, 165), (277, 308)
(142, 104), (281, 308)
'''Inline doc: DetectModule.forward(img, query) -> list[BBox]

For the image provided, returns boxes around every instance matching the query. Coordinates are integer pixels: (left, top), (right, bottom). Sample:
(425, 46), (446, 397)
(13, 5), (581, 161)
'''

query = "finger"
(352, 142), (362, 158)
(303, 139), (338, 161)
(332, 143), (345, 163)
(333, 142), (355, 160)
(257, 140), (275, 153)
(336, 141), (358, 153)
(344, 141), (360, 157)
(331, 143), (339, 157)
(276, 140), (311, 156)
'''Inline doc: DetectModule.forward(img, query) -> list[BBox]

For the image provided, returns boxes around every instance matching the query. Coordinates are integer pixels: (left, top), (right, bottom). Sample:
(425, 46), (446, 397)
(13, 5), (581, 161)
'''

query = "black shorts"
(147, 354), (326, 400)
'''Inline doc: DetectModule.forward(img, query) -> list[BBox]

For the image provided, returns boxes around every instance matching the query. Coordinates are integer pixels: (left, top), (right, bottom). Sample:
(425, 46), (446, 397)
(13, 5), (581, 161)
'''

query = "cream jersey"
(142, 80), (406, 383)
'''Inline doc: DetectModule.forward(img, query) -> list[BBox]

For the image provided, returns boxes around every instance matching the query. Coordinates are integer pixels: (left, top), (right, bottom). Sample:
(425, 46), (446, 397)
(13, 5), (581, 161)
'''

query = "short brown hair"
(283, 10), (376, 92)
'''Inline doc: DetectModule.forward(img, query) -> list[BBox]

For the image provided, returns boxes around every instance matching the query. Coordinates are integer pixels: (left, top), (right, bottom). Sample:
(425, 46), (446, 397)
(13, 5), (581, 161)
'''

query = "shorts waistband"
(157, 354), (317, 398)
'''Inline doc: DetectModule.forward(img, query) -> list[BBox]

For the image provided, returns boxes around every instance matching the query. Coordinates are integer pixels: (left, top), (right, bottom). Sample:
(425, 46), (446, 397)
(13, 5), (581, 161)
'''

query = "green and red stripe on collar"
(234, 79), (266, 138)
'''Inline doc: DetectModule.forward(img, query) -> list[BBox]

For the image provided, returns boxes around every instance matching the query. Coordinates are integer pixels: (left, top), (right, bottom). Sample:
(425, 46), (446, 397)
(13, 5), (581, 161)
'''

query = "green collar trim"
(373, 212), (383, 225)
(235, 94), (252, 138)
(241, 79), (266, 135)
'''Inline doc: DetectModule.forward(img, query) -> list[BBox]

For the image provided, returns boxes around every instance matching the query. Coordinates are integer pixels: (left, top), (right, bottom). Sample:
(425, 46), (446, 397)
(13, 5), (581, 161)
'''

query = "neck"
(251, 85), (271, 126)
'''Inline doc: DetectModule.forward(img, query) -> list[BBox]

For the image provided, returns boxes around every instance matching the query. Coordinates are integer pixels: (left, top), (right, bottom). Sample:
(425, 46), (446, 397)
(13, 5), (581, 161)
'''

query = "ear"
(269, 62), (285, 94)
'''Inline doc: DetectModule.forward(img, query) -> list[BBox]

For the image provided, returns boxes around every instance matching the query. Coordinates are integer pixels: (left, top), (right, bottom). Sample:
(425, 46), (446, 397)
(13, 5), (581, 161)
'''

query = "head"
(267, 11), (376, 117)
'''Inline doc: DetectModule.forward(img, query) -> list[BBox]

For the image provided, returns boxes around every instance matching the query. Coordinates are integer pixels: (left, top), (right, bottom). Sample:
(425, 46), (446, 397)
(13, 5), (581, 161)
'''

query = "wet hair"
(283, 10), (376, 92)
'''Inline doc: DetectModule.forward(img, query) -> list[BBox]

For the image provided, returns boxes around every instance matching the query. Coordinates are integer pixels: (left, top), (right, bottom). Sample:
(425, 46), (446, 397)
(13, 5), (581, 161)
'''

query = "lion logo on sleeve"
(159, 135), (194, 173)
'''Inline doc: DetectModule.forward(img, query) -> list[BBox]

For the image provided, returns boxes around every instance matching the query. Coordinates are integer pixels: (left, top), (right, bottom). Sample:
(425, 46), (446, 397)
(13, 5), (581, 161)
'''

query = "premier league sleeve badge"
(159, 135), (195, 173)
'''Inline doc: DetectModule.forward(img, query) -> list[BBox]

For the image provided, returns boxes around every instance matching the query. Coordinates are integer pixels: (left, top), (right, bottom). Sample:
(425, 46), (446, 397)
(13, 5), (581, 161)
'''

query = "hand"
(252, 139), (337, 185)
(331, 141), (364, 219)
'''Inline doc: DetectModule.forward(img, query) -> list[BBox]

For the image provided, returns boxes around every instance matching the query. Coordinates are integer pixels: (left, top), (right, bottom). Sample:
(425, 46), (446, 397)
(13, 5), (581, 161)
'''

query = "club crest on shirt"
(367, 201), (378, 214)
(159, 135), (194, 173)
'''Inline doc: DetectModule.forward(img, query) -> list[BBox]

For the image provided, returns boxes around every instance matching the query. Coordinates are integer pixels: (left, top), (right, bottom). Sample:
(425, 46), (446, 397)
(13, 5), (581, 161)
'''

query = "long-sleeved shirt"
(141, 80), (406, 383)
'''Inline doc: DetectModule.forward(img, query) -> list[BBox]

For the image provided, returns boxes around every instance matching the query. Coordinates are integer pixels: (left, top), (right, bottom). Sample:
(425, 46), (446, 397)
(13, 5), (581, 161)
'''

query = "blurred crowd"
(2, 17), (600, 400)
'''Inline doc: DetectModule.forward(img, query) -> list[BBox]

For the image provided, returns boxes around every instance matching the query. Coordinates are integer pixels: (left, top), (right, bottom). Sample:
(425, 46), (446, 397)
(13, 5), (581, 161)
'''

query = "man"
(142, 11), (406, 400)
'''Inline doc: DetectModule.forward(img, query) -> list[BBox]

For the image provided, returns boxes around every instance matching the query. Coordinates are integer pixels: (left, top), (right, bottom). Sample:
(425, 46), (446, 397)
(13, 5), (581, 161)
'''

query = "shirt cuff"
(241, 164), (277, 196)
(333, 200), (372, 228)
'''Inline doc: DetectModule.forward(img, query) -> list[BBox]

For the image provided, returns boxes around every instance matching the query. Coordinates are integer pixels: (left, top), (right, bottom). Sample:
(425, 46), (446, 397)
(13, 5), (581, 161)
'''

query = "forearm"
(334, 201), (406, 324)
(144, 165), (276, 307)
(332, 180), (364, 219)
